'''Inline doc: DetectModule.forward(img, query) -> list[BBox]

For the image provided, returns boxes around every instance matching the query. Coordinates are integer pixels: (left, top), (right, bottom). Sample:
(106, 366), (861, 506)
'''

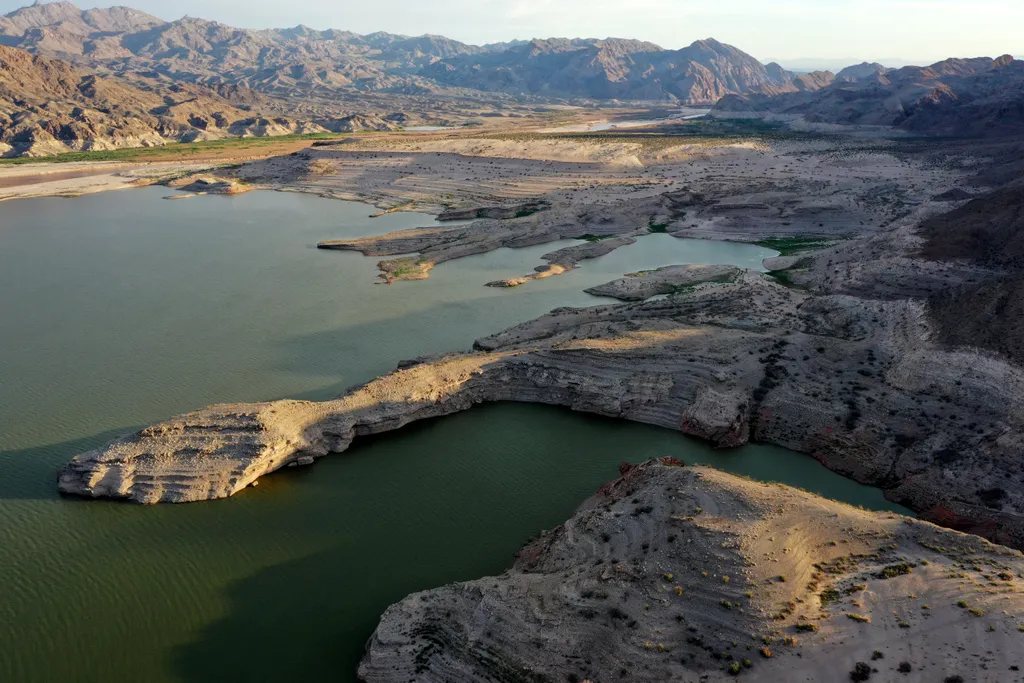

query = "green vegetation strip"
(755, 236), (837, 256)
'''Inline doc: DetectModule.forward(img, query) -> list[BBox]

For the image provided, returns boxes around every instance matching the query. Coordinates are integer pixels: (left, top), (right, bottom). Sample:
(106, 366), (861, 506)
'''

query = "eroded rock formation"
(359, 459), (1024, 682)
(59, 237), (1024, 549)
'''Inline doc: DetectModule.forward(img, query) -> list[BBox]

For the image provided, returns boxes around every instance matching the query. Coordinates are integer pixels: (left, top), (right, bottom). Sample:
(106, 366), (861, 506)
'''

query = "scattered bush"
(876, 563), (914, 579)
(849, 662), (872, 681)
(977, 487), (1007, 509)
(897, 662), (912, 674)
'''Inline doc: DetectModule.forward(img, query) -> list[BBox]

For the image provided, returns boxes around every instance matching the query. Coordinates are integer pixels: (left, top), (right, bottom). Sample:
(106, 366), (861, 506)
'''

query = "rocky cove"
(37, 170), (1024, 683)
(1, 3), (1023, 678)
(36, 131), (1024, 679)
(58, 245), (1024, 549)
(56, 173), (1024, 551)
(0, 186), (902, 682)
(6, 116), (1024, 683)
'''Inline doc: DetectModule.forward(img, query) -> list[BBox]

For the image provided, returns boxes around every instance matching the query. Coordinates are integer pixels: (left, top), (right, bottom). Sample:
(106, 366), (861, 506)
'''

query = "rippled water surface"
(0, 188), (906, 682)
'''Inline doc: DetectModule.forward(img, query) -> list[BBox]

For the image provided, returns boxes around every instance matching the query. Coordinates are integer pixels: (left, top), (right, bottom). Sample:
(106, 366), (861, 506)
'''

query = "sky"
(3, 0), (1022, 67)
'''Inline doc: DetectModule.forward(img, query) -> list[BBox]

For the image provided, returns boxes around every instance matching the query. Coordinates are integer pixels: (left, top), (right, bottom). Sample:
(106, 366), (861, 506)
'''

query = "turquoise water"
(0, 188), (905, 682)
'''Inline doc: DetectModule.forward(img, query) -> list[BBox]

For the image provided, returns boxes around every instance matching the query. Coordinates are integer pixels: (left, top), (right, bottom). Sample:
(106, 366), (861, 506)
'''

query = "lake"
(0, 187), (906, 682)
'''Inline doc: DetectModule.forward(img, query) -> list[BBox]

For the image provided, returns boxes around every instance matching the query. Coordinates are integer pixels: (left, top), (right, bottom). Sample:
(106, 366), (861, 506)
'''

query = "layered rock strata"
(585, 264), (741, 301)
(59, 245), (1024, 548)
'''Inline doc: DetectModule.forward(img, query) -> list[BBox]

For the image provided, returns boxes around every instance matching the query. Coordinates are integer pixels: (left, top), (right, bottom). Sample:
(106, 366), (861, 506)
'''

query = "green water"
(0, 188), (906, 682)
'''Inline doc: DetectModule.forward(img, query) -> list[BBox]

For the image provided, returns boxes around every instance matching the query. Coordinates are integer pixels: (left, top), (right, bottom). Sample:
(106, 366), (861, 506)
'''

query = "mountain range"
(0, 43), (339, 157)
(714, 55), (1024, 136)
(0, 1), (832, 103)
(1, 1), (1021, 157)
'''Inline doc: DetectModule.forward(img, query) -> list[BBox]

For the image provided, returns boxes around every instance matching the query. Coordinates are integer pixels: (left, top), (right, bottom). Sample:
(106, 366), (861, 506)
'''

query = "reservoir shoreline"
(0, 187), (876, 683)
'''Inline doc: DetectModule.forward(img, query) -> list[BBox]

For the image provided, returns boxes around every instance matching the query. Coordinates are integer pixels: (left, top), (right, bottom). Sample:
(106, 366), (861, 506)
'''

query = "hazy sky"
(3, 0), (1021, 65)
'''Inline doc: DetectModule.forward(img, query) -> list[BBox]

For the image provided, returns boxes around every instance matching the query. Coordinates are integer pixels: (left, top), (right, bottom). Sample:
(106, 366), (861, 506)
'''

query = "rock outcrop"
(359, 459), (1024, 682)
(317, 197), (654, 282)
(585, 264), (740, 301)
(59, 244), (1024, 548)
(438, 200), (550, 222)
(485, 237), (637, 288)
(169, 175), (253, 195)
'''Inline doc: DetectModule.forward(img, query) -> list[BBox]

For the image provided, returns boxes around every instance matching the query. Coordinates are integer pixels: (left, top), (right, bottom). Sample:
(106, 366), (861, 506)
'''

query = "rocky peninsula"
(360, 459), (1024, 682)
(31, 62), (1024, 678)
(60, 180), (1024, 551)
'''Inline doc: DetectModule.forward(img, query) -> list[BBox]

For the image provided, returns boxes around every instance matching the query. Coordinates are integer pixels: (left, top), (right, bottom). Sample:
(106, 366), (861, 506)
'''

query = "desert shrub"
(877, 563), (914, 579)
(849, 662), (872, 681)
(977, 487), (1007, 509)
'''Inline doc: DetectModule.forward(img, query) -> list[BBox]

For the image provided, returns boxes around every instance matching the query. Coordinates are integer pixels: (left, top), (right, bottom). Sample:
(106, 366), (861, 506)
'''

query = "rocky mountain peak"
(835, 61), (888, 81)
